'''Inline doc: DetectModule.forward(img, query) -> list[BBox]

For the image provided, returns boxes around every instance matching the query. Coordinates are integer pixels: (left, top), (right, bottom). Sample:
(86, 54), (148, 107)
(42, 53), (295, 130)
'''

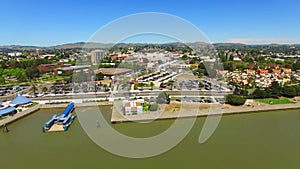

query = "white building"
(8, 52), (22, 57)
(91, 50), (106, 65)
(122, 100), (144, 115)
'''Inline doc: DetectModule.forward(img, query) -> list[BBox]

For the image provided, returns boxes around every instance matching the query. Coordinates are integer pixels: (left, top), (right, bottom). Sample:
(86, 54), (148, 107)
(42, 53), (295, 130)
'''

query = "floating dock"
(43, 102), (76, 132)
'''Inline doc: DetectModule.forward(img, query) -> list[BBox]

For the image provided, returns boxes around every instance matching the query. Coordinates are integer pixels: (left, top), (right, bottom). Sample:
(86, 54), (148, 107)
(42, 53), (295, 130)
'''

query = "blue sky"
(0, 0), (299, 46)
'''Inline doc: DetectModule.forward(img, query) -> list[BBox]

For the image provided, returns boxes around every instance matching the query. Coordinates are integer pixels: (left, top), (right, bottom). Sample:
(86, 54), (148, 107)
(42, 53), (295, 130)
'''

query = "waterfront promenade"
(2, 99), (300, 127)
(111, 101), (300, 123)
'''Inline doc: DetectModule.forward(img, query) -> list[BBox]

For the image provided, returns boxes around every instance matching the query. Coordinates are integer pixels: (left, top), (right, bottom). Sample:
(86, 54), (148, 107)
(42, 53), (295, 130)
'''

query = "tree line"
(226, 81), (300, 106)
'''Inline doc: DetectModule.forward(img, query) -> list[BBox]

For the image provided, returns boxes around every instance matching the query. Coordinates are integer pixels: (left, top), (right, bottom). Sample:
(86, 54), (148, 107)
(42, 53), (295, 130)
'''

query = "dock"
(46, 124), (65, 132)
(43, 102), (76, 132)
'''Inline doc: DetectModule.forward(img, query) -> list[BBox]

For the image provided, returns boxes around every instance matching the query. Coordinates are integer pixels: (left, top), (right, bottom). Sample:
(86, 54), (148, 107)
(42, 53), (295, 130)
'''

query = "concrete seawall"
(2, 101), (300, 127)
(111, 102), (300, 123)
(0, 105), (41, 127)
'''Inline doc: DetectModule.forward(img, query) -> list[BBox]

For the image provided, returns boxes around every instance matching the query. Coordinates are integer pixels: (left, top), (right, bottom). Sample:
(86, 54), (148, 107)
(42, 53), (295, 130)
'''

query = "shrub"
(156, 92), (170, 104)
(225, 94), (246, 106)
(149, 104), (159, 111)
(252, 88), (269, 99)
(282, 86), (297, 98)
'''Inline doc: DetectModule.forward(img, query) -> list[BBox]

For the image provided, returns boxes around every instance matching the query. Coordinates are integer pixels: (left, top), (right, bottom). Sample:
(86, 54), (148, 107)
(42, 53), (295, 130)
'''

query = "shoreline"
(1, 100), (300, 127)
(110, 101), (300, 123)
(0, 102), (113, 128)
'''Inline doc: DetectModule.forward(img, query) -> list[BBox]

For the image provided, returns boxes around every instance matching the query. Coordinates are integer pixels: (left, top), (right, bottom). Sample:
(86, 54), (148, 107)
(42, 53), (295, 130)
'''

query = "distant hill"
(1, 42), (300, 51)
(50, 42), (114, 49)
(0, 45), (45, 51)
(213, 43), (247, 49)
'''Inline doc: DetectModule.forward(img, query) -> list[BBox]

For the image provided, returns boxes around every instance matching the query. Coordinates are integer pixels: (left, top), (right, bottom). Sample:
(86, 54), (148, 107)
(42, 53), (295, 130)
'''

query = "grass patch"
(45, 101), (70, 104)
(28, 102), (39, 107)
(256, 98), (294, 105)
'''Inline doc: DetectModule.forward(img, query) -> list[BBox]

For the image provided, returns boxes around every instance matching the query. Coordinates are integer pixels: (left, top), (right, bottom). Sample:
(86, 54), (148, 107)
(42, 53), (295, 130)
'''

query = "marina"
(0, 107), (300, 169)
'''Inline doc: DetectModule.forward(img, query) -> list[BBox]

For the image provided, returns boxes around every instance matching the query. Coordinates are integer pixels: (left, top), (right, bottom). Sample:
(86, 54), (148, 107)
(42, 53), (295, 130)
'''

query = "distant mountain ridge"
(1, 42), (300, 51)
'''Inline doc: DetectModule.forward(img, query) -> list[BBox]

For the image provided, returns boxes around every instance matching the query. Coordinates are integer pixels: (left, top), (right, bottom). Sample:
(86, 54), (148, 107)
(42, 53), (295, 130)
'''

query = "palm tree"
(62, 84), (67, 94)
(42, 87), (48, 94)
(73, 85), (79, 93)
(170, 82), (174, 90)
(94, 82), (97, 93)
(31, 85), (37, 96)
(82, 84), (88, 92)
(150, 82), (154, 90)
(51, 85), (57, 94)
(103, 84), (108, 91)
(167, 80), (174, 90)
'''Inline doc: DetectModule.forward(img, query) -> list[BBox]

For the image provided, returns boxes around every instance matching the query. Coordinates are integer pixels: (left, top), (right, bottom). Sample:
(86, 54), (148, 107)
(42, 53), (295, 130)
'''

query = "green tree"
(26, 67), (39, 80)
(142, 58), (149, 63)
(257, 56), (265, 63)
(225, 94), (246, 106)
(51, 85), (58, 93)
(269, 81), (282, 98)
(234, 87), (248, 96)
(62, 84), (68, 94)
(0, 75), (5, 85)
(293, 61), (300, 71)
(223, 61), (234, 71)
(82, 84), (88, 92)
(149, 103), (159, 111)
(150, 82), (154, 90)
(103, 84), (108, 91)
(244, 56), (254, 63)
(42, 87), (48, 93)
(181, 54), (188, 60)
(31, 85), (37, 96)
(156, 91), (170, 104)
(282, 86), (297, 98)
(252, 88), (269, 98)
(158, 60), (163, 65)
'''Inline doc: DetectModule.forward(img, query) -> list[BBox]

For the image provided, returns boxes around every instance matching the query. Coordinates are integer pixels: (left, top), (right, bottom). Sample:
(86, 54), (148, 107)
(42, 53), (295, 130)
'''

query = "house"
(111, 55), (126, 61)
(246, 69), (256, 76)
(122, 100), (143, 115)
(258, 69), (268, 75)
(216, 70), (228, 76)
(272, 69), (282, 74)
(282, 68), (292, 74)
(233, 57), (242, 61)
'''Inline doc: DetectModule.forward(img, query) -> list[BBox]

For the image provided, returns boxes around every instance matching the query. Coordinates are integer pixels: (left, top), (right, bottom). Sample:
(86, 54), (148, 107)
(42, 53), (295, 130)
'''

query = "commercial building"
(54, 65), (91, 75)
(91, 50), (106, 65)
(0, 103), (16, 117)
(38, 62), (64, 73)
(10, 94), (32, 107)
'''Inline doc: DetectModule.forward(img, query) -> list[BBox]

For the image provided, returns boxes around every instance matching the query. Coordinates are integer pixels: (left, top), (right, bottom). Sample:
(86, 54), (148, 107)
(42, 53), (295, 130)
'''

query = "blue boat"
(43, 102), (76, 132)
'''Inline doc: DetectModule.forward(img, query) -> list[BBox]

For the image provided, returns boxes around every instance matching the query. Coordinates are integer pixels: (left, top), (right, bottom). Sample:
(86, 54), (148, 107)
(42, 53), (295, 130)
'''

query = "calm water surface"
(1, 106), (300, 169)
